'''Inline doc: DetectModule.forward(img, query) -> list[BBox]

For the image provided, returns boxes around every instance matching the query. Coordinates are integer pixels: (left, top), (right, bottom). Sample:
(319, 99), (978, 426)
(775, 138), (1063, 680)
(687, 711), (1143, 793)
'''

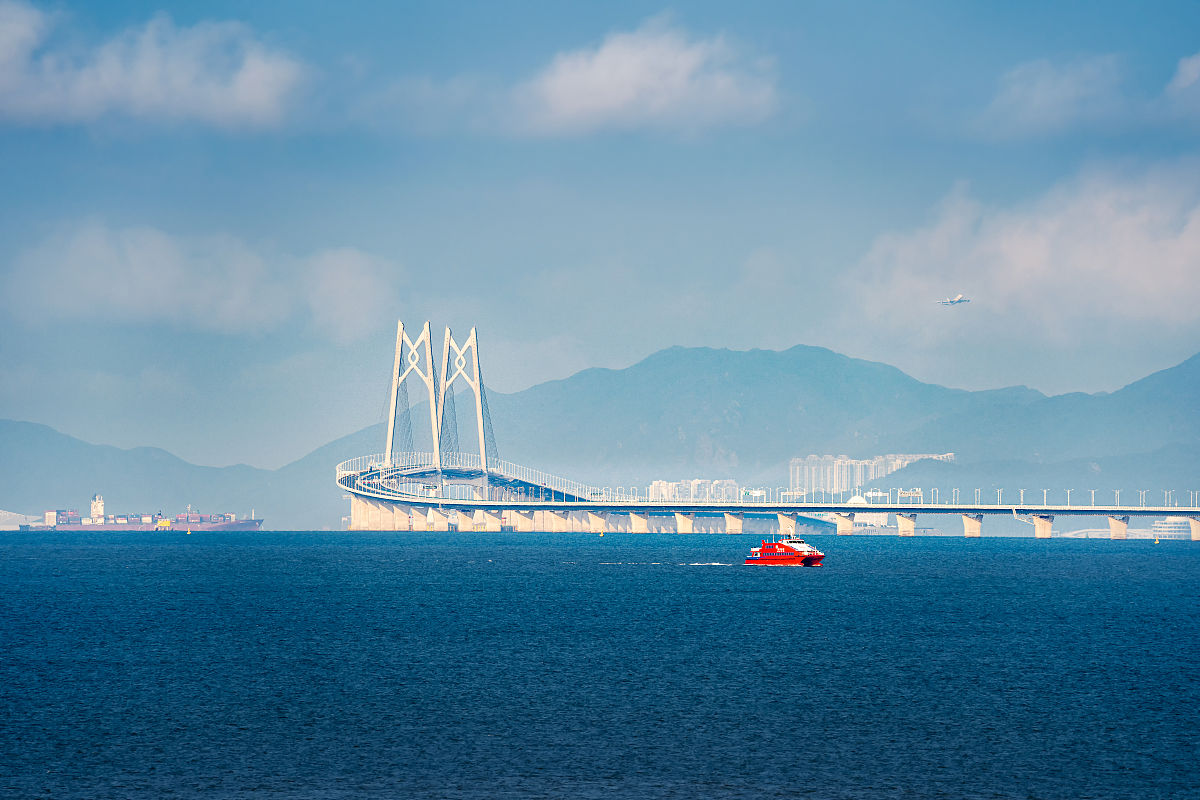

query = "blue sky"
(1, 0), (1199, 467)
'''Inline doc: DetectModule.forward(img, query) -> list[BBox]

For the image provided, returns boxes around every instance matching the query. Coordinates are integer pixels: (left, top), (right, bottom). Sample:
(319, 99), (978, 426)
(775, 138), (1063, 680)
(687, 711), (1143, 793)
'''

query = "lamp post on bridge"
(1138, 490), (1147, 507)
(1042, 488), (1048, 506)
(1020, 489), (1025, 505)
(1090, 489), (1095, 507)
(1066, 489), (1072, 507)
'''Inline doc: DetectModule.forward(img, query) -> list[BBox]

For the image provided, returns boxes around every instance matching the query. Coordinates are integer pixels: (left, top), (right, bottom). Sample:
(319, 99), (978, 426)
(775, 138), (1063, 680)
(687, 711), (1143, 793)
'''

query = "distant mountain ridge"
(488, 345), (1198, 484)
(0, 418), (272, 523)
(1, 345), (1196, 529)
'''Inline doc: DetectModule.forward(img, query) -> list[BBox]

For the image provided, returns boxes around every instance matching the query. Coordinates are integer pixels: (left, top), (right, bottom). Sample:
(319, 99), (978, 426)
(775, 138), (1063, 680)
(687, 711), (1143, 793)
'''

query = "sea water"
(1, 532), (1196, 799)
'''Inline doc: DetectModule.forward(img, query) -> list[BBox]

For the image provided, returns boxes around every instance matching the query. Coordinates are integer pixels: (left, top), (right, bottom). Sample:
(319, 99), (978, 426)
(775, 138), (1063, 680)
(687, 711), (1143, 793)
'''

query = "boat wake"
(594, 561), (732, 567)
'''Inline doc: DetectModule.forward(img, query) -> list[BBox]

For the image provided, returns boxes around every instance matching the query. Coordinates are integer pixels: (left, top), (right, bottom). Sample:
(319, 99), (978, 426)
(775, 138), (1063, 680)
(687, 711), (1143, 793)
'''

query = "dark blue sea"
(1, 532), (1197, 799)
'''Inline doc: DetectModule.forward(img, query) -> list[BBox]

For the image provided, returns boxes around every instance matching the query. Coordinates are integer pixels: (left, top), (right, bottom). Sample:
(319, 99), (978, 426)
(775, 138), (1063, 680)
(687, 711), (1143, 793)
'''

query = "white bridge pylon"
(439, 326), (489, 473)
(383, 320), (491, 474)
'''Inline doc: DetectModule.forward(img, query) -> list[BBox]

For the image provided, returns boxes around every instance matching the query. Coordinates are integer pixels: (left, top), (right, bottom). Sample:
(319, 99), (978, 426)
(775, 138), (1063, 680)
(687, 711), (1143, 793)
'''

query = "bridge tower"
(438, 327), (495, 473)
(384, 321), (440, 469)
(383, 320), (497, 480)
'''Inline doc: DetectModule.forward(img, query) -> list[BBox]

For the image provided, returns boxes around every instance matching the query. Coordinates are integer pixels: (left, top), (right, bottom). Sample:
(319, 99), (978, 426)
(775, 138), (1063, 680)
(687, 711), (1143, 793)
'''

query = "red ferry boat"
(745, 537), (825, 566)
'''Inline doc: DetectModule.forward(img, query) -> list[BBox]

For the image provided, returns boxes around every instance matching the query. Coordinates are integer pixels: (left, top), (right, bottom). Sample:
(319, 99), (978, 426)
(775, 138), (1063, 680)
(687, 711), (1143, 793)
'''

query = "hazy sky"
(2, 0), (1199, 468)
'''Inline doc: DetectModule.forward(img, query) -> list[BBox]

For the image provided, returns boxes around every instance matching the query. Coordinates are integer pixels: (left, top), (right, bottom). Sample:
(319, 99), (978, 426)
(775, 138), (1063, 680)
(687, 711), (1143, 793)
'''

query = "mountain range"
(2, 345), (1196, 529)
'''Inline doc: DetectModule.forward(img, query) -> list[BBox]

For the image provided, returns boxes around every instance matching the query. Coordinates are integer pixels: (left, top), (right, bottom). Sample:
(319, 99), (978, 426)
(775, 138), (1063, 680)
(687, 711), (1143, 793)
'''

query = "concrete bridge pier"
(587, 511), (608, 533)
(349, 495), (368, 530)
(1033, 515), (1053, 539)
(426, 507), (450, 532)
(629, 512), (649, 534)
(390, 504), (411, 531)
(375, 501), (400, 531)
(1107, 515), (1129, 540)
(833, 512), (855, 536)
(1190, 517), (1200, 541)
(675, 512), (695, 534)
(777, 513), (797, 537)
(510, 510), (536, 532)
(367, 499), (383, 531)
(544, 510), (569, 533)
(388, 501), (407, 531)
(724, 512), (744, 534)
(962, 514), (983, 537)
(472, 509), (502, 532)
(362, 500), (379, 530)
(409, 506), (427, 531)
(381, 500), (403, 530)
(896, 513), (917, 537)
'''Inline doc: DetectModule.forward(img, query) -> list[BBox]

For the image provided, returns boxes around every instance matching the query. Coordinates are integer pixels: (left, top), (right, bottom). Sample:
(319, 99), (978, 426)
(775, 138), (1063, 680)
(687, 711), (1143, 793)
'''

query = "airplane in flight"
(938, 294), (970, 306)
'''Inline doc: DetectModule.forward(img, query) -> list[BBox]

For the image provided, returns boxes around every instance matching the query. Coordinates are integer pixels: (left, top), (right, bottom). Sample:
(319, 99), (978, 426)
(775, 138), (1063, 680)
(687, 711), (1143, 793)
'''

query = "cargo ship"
(19, 496), (263, 532)
(745, 537), (825, 566)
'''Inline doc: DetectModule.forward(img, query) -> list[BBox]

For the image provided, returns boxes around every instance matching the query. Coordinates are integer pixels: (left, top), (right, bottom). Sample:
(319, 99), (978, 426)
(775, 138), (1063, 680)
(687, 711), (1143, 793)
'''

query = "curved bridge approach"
(337, 451), (597, 504)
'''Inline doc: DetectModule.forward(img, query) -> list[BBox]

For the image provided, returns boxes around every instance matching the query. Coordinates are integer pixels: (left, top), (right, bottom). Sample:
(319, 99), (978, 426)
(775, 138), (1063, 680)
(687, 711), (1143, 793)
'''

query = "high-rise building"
(647, 479), (741, 502)
(789, 453), (954, 495)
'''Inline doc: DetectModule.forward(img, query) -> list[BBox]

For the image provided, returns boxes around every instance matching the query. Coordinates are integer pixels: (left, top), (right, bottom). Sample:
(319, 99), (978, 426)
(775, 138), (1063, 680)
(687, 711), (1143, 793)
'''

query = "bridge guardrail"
(336, 451), (603, 501)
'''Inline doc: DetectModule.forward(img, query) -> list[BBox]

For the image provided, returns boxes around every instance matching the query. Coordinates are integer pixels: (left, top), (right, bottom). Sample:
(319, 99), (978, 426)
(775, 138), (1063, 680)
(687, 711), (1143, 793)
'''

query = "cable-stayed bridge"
(337, 321), (1200, 539)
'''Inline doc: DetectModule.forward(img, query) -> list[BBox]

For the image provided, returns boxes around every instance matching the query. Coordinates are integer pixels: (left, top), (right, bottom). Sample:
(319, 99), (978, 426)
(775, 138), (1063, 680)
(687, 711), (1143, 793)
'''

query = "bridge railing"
(491, 457), (598, 499)
(336, 454), (383, 479)
(337, 454), (808, 505)
(336, 451), (603, 500)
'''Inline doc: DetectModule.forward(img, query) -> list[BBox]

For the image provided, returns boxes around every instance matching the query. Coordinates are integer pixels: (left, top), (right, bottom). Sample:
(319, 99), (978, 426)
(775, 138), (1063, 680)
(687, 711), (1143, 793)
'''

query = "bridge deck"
(337, 455), (1197, 518)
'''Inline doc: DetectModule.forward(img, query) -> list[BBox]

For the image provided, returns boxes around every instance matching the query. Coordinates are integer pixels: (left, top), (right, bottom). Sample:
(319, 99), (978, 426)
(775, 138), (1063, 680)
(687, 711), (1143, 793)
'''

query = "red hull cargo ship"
(23, 498), (263, 532)
(44, 515), (263, 532)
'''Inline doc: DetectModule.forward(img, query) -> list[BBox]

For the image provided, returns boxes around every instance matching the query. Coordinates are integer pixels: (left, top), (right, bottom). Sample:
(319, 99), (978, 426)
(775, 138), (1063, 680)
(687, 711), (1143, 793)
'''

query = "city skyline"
(1, 1), (1198, 469)
(790, 452), (956, 496)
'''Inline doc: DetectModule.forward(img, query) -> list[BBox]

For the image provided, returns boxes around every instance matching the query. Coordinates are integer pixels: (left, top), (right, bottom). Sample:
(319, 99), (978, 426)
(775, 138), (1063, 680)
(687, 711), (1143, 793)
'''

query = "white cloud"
(852, 164), (1200, 346)
(1165, 50), (1200, 120)
(976, 55), (1126, 138)
(0, 0), (303, 128)
(4, 222), (400, 342)
(370, 17), (778, 137)
(976, 49), (1200, 138)
(1167, 52), (1200, 93)
(512, 18), (776, 135)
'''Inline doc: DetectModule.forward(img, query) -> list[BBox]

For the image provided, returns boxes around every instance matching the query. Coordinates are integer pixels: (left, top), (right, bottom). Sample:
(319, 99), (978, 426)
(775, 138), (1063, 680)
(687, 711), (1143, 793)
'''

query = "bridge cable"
(478, 366), (499, 470)
(393, 379), (415, 456)
(439, 384), (460, 461)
